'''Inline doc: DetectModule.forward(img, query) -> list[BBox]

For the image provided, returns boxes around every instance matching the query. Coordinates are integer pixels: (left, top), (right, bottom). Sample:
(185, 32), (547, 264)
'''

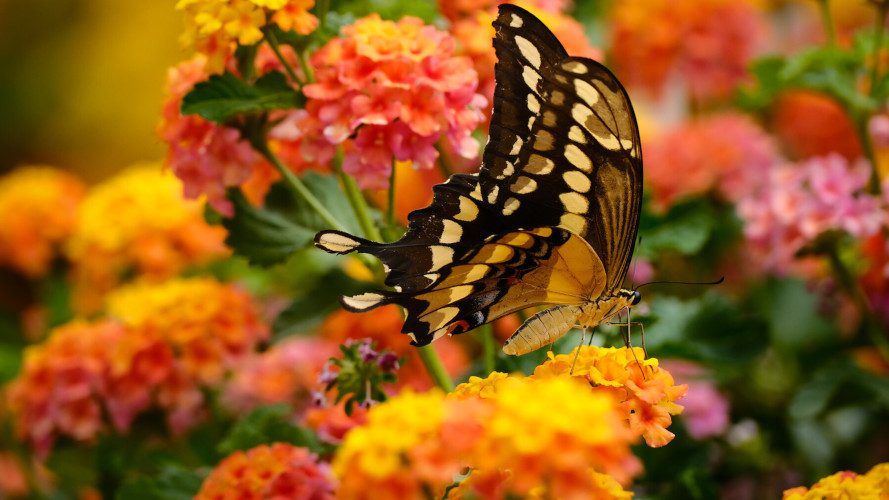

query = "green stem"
(387, 159), (397, 229)
(297, 49), (315, 84)
(333, 152), (383, 242)
(853, 116), (882, 194)
(252, 137), (347, 232)
(869, 3), (889, 98)
(817, 0), (836, 47)
(265, 29), (303, 86)
(417, 344), (455, 392)
(317, 0), (329, 30)
(480, 323), (496, 375)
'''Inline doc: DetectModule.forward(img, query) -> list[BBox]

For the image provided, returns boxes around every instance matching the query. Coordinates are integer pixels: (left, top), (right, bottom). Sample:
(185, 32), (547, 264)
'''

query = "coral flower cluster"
(194, 443), (336, 500)
(297, 15), (486, 189)
(177, 0), (318, 73)
(65, 165), (228, 313)
(5, 278), (268, 456)
(782, 463), (889, 499)
(0, 166), (84, 277)
(737, 154), (886, 274)
(610, 0), (765, 102)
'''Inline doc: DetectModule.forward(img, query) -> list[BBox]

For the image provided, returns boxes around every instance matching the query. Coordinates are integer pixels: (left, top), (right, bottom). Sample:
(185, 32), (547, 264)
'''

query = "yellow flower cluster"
(0, 167), (84, 277)
(783, 463), (889, 499)
(334, 376), (640, 499)
(177, 0), (318, 73)
(65, 164), (227, 313)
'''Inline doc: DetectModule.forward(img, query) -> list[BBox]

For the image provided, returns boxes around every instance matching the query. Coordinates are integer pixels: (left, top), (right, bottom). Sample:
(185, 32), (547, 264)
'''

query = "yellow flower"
(782, 467), (888, 500)
(449, 371), (510, 399)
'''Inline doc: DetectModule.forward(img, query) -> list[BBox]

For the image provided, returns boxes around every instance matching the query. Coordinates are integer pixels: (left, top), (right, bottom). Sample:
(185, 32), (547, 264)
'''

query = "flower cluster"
(0, 166), (84, 277)
(333, 373), (641, 499)
(610, 0), (765, 102)
(316, 338), (404, 413)
(782, 462), (889, 499)
(177, 0), (317, 73)
(737, 154), (886, 274)
(529, 346), (688, 448)
(195, 443), (335, 500)
(644, 113), (780, 211)
(5, 278), (269, 456)
(65, 165), (228, 313)
(297, 15), (486, 189)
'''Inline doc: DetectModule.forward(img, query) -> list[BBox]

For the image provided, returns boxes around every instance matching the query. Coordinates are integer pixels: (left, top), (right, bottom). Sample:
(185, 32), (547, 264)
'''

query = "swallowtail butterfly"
(315, 4), (643, 355)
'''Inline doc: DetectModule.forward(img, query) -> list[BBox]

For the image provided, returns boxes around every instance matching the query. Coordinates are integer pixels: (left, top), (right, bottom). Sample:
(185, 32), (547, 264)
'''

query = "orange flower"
(65, 165), (228, 314)
(782, 464), (889, 499)
(196, 443), (335, 500)
(0, 166), (84, 278)
(771, 90), (863, 162)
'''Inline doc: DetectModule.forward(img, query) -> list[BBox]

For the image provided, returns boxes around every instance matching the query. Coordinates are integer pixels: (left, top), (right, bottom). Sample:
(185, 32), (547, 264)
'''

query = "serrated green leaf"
(115, 466), (203, 500)
(217, 405), (322, 456)
(181, 70), (302, 123)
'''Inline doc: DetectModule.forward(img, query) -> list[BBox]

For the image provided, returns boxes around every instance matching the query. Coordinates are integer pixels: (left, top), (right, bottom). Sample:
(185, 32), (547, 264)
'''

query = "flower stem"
(417, 344), (455, 392)
(869, 3), (889, 98)
(333, 152), (383, 242)
(265, 29), (303, 87)
(817, 0), (837, 47)
(480, 323), (496, 374)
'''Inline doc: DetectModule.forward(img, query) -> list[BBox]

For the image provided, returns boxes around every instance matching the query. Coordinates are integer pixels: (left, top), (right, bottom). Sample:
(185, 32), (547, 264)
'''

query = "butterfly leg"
(569, 326), (588, 375)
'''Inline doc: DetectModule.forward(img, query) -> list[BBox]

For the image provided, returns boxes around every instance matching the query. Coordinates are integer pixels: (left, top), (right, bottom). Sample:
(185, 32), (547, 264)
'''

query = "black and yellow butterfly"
(315, 4), (643, 356)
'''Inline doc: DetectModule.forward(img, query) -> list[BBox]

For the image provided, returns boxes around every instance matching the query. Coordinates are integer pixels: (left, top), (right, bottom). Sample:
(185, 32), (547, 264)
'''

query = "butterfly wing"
(480, 4), (643, 293)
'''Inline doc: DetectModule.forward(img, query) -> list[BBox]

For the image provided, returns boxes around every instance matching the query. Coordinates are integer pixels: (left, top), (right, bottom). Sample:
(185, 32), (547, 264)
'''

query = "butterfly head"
(617, 289), (642, 306)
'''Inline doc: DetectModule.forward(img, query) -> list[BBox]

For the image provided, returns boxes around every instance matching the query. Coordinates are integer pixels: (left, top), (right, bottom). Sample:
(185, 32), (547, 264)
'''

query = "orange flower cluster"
(611, 0), (766, 102)
(333, 376), (640, 500)
(195, 443), (335, 500)
(65, 165), (228, 314)
(0, 166), (84, 278)
(177, 0), (318, 73)
(782, 462), (889, 499)
(297, 15), (486, 189)
(531, 346), (688, 448)
(6, 278), (268, 456)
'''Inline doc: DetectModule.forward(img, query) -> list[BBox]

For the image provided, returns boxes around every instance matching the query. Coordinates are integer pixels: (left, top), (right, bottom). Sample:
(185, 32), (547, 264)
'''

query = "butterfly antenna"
(636, 276), (725, 290)
(631, 236), (642, 288)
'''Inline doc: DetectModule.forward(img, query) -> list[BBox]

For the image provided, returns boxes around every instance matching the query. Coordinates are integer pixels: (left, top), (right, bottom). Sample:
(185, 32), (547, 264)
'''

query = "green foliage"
(115, 466), (204, 500)
(217, 405), (323, 456)
(638, 201), (717, 258)
(181, 70), (304, 124)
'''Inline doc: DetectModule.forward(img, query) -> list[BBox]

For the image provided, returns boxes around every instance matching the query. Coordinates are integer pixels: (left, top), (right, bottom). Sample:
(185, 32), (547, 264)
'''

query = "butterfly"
(314, 4), (643, 356)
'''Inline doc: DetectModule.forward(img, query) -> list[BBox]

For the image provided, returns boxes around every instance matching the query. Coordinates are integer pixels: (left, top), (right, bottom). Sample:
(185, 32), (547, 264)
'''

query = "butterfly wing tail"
(314, 230), (379, 255)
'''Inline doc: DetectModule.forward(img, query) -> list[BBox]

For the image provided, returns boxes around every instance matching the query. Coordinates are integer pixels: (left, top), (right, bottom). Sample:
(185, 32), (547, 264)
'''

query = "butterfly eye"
(631, 291), (641, 305)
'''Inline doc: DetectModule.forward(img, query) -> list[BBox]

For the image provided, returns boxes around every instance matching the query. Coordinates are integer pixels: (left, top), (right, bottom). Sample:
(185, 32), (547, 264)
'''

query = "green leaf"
(273, 268), (363, 337)
(115, 466), (204, 500)
(638, 202), (715, 257)
(217, 405), (322, 456)
(181, 70), (303, 124)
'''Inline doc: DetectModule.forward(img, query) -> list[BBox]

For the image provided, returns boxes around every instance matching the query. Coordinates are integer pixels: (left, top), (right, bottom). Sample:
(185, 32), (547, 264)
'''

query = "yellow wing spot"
(454, 196), (479, 221)
(448, 284), (475, 303)
(499, 232), (535, 248)
(522, 66), (541, 92)
(487, 185), (500, 204)
(528, 93), (540, 114)
(341, 293), (385, 311)
(511, 176), (538, 194)
(429, 246), (455, 272)
(470, 183), (483, 201)
(542, 110), (557, 128)
(571, 103), (593, 130)
(514, 35), (541, 69)
(473, 244), (515, 264)
(509, 136), (523, 156)
(424, 273), (439, 282)
(503, 161), (516, 177)
(574, 79), (601, 107)
(526, 154), (554, 175)
(533, 130), (555, 151)
(621, 138), (635, 151)
(421, 306), (460, 332)
(592, 132), (621, 151)
(502, 196), (521, 216)
(440, 219), (463, 244)
(531, 227), (553, 237)
(559, 191), (590, 214)
(551, 90), (565, 106)
(562, 60), (588, 74)
(464, 264), (489, 282)
(564, 143), (593, 173)
(509, 13), (523, 27)
(562, 170), (592, 193)
(316, 232), (361, 253)
(559, 212), (587, 235)
(568, 125), (587, 144)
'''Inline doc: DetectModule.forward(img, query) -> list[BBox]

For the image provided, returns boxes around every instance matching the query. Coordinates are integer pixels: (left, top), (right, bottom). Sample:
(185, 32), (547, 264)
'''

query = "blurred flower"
(0, 453), (28, 497)
(772, 90), (863, 162)
(782, 463), (889, 499)
(644, 112), (780, 211)
(737, 154), (886, 275)
(659, 360), (730, 440)
(65, 165), (228, 314)
(177, 0), (317, 73)
(302, 400), (368, 444)
(195, 443), (335, 500)
(222, 336), (339, 414)
(611, 0), (765, 102)
(297, 15), (486, 189)
(0, 167), (84, 277)
(321, 306), (469, 391)
(438, 0), (573, 23)
(860, 233), (889, 329)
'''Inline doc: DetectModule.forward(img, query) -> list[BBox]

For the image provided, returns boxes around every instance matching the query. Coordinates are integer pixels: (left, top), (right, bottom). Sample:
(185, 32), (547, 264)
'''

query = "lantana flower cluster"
(0, 166), (84, 278)
(194, 443), (336, 500)
(644, 113), (780, 212)
(782, 462), (889, 499)
(296, 15), (486, 189)
(177, 0), (318, 73)
(65, 165), (228, 313)
(737, 154), (887, 274)
(6, 278), (268, 456)
(610, 0), (765, 102)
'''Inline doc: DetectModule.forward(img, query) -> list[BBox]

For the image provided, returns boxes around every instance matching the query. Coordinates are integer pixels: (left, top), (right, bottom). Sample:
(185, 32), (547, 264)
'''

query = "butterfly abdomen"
(502, 304), (583, 355)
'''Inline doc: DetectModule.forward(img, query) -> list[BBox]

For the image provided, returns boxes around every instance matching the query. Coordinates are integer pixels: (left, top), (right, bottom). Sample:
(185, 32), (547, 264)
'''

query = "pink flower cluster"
(644, 113), (780, 211)
(297, 15), (486, 189)
(737, 154), (886, 274)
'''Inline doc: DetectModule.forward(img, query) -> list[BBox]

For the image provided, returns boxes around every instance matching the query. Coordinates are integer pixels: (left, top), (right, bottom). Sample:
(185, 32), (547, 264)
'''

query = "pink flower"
(658, 361), (729, 440)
